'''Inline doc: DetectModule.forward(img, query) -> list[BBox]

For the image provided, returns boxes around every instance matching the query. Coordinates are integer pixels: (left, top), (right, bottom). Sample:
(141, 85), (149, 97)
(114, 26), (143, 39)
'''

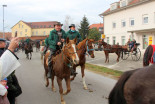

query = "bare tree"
(63, 15), (73, 31)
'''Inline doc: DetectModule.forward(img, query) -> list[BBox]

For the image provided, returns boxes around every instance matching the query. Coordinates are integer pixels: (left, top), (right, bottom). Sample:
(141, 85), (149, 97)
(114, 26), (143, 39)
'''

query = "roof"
(11, 20), (59, 29)
(100, 0), (149, 16)
(23, 21), (58, 29)
(89, 23), (104, 29)
(0, 32), (12, 40)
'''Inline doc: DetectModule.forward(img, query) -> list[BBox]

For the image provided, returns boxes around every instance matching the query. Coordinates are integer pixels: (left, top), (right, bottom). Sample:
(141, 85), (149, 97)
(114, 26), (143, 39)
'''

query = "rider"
(66, 24), (82, 75)
(25, 37), (32, 45)
(66, 24), (82, 44)
(43, 35), (49, 55)
(47, 22), (66, 78)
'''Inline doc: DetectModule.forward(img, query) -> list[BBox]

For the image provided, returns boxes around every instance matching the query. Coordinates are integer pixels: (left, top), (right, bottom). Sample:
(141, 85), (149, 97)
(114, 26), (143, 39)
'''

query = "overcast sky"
(0, 0), (117, 32)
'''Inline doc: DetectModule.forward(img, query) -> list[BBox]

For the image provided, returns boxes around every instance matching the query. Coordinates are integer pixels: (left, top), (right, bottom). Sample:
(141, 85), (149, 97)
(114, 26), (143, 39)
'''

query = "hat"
(54, 22), (63, 27)
(69, 24), (75, 28)
(0, 38), (6, 42)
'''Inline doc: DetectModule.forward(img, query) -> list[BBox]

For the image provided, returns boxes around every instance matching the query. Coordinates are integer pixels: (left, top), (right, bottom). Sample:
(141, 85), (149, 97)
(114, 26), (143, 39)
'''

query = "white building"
(100, 0), (155, 50)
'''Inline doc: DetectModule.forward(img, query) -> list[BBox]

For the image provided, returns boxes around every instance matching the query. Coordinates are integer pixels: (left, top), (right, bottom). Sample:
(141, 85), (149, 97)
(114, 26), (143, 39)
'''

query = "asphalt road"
(15, 50), (116, 104)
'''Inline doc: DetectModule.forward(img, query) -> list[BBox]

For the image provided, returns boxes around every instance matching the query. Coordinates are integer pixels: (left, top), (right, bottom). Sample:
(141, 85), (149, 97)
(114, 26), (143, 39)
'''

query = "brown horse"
(24, 42), (33, 60)
(70, 38), (95, 89)
(109, 64), (155, 104)
(44, 38), (79, 104)
(98, 40), (122, 63)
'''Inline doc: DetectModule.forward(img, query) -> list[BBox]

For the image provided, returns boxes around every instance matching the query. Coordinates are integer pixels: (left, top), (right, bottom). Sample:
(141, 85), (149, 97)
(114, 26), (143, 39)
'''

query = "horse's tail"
(143, 45), (153, 66)
(109, 69), (138, 104)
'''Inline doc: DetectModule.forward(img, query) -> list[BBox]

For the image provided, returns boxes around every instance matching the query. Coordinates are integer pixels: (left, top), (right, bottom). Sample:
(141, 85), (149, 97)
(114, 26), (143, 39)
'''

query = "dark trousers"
(48, 49), (56, 74)
(7, 96), (15, 104)
(43, 46), (48, 54)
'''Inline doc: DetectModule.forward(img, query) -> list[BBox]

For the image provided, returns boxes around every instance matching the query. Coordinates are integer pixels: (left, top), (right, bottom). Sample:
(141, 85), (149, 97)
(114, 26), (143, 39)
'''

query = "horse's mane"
(77, 39), (87, 49)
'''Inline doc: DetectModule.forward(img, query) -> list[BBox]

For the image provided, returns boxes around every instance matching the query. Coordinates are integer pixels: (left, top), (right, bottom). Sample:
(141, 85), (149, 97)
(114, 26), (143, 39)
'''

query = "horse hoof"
(84, 87), (88, 90)
(63, 91), (67, 95)
(45, 83), (49, 87)
(61, 101), (66, 104)
(52, 88), (56, 92)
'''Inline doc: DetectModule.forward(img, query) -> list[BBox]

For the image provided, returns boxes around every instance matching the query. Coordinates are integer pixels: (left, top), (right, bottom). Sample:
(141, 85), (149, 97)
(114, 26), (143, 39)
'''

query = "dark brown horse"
(143, 45), (154, 66)
(70, 38), (95, 89)
(98, 40), (122, 63)
(35, 40), (40, 52)
(44, 38), (79, 104)
(109, 64), (155, 104)
(24, 42), (33, 60)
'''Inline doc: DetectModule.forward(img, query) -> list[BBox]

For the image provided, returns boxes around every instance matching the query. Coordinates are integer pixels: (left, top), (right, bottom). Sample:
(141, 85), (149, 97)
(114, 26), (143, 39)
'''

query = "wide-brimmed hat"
(54, 22), (63, 27)
(0, 38), (6, 42)
(69, 24), (75, 28)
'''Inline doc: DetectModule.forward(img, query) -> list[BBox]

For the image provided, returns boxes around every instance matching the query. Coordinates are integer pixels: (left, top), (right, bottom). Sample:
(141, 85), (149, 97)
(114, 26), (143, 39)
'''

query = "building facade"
(11, 20), (58, 40)
(100, 0), (155, 50)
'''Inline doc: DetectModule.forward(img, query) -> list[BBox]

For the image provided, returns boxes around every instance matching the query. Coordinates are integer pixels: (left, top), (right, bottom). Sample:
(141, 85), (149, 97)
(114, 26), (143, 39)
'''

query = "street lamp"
(2, 5), (7, 39)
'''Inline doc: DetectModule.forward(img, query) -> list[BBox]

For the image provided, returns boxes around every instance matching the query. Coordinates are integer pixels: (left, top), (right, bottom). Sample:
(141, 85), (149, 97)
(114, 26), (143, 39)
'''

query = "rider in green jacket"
(47, 22), (66, 78)
(66, 24), (82, 44)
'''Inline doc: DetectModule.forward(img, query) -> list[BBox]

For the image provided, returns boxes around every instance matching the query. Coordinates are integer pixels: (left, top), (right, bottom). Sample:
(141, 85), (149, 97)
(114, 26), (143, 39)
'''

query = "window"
(99, 27), (103, 31)
(32, 32), (34, 35)
(107, 37), (109, 44)
(143, 15), (148, 24)
(43, 31), (46, 35)
(36, 31), (38, 35)
(121, 36), (126, 45)
(22, 25), (23, 28)
(130, 18), (135, 26)
(121, 20), (126, 27)
(49, 25), (51, 28)
(121, 1), (126, 7)
(20, 31), (22, 36)
(112, 37), (116, 45)
(113, 22), (116, 28)
(19, 24), (20, 28)
(25, 29), (27, 32)
(25, 34), (27, 36)
(40, 25), (43, 28)
(44, 25), (46, 28)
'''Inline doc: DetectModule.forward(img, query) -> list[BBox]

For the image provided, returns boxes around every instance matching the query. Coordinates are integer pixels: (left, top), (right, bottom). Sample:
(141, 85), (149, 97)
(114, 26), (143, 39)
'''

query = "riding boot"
(43, 46), (47, 55)
(47, 49), (54, 78)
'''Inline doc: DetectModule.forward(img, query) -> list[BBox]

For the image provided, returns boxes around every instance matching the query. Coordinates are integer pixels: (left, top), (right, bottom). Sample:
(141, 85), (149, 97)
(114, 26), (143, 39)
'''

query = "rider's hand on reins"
(8, 37), (19, 52)
(57, 42), (61, 46)
(61, 39), (65, 42)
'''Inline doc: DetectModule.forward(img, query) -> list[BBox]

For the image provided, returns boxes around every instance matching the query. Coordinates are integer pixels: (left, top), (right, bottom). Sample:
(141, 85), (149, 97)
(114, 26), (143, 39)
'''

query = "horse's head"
(63, 37), (79, 65)
(86, 39), (95, 58)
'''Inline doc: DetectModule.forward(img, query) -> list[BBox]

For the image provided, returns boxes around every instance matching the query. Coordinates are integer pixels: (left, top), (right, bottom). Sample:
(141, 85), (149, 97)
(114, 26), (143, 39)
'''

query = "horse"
(70, 38), (95, 89)
(98, 40), (122, 63)
(35, 40), (40, 52)
(24, 42), (33, 60)
(21, 41), (25, 52)
(109, 63), (155, 104)
(143, 45), (155, 66)
(44, 38), (79, 104)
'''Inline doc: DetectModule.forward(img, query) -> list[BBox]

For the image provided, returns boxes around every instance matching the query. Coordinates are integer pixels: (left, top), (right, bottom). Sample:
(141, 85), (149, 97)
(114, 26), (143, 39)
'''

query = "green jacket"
(25, 38), (32, 43)
(48, 29), (66, 50)
(45, 37), (49, 46)
(66, 30), (82, 43)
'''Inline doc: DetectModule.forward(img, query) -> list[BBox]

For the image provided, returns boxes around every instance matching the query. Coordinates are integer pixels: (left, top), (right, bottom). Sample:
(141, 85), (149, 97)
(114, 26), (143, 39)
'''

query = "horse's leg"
(51, 74), (56, 92)
(70, 66), (76, 81)
(116, 52), (119, 62)
(63, 77), (71, 95)
(104, 51), (107, 63)
(30, 52), (32, 60)
(57, 77), (65, 104)
(81, 64), (88, 90)
(107, 53), (109, 63)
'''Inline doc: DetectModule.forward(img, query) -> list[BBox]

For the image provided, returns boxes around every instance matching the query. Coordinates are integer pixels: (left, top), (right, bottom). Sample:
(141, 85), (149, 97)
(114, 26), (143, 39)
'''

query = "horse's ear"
(74, 37), (77, 44)
(66, 37), (69, 44)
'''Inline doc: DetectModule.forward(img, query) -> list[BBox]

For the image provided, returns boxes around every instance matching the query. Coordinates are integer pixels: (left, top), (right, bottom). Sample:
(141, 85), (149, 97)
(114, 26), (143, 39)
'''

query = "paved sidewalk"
(86, 50), (145, 72)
